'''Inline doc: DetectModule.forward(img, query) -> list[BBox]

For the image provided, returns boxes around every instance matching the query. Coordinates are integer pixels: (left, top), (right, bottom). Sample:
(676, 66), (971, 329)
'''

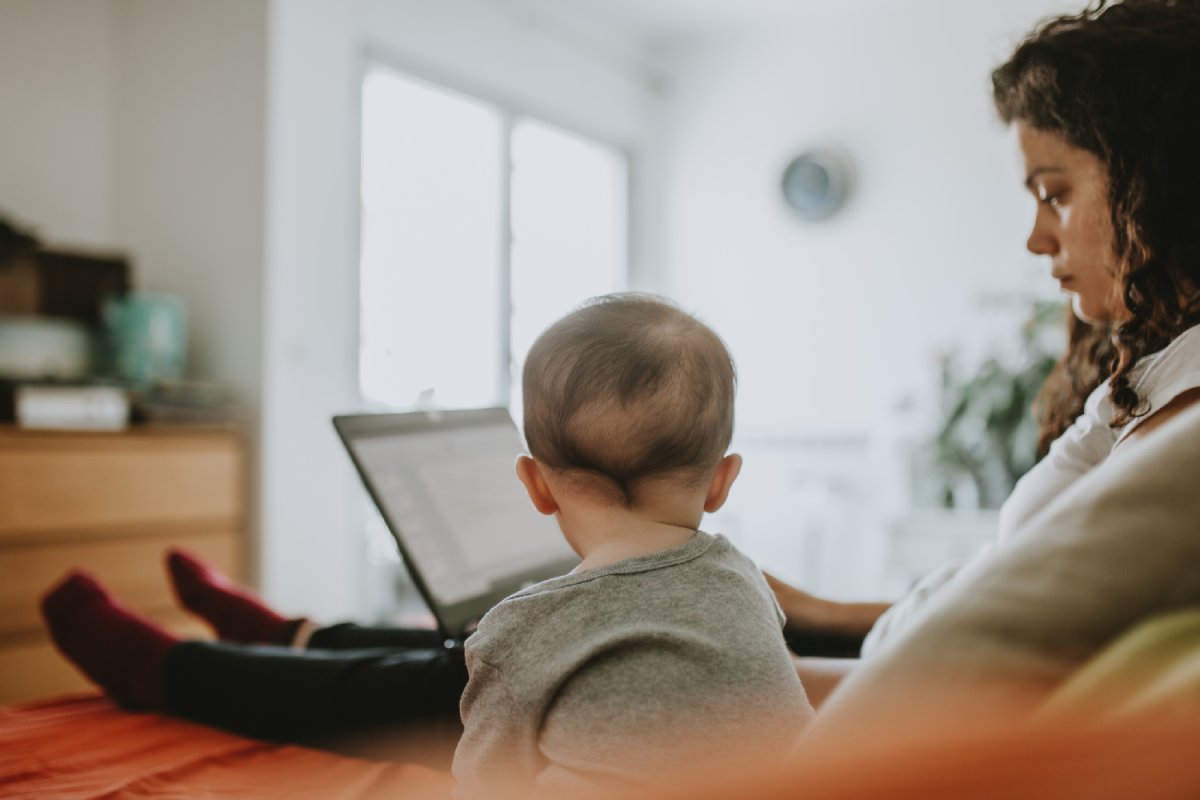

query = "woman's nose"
(1026, 221), (1058, 256)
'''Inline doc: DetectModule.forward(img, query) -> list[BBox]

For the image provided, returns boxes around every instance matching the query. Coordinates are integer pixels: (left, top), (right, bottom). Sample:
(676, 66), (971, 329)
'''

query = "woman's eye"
(1038, 189), (1065, 209)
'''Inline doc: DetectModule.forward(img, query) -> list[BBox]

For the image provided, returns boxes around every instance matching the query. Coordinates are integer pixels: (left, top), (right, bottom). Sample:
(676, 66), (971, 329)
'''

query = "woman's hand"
(764, 573), (839, 632)
(764, 572), (891, 644)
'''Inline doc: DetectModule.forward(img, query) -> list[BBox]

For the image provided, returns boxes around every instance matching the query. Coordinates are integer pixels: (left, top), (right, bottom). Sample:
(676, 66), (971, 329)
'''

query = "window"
(359, 65), (629, 414)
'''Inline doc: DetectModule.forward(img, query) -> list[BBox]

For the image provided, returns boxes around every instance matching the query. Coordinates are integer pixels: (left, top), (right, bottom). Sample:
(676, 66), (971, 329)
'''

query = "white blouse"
(862, 323), (1200, 658)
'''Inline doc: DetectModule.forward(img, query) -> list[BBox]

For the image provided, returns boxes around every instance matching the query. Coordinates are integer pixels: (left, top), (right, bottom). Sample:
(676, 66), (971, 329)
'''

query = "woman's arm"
(765, 573), (890, 656)
(791, 656), (859, 710)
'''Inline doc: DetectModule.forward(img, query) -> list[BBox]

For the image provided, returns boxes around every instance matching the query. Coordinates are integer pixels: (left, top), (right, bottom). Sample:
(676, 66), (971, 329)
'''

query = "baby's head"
(521, 293), (736, 509)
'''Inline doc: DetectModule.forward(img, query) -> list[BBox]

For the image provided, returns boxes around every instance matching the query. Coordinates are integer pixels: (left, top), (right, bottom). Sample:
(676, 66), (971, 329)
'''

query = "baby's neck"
(562, 503), (702, 574)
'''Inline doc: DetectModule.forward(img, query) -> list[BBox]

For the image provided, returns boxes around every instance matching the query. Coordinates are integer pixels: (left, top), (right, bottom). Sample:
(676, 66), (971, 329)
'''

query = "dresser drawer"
(0, 429), (241, 542)
(0, 611), (212, 705)
(0, 426), (244, 703)
(0, 530), (238, 636)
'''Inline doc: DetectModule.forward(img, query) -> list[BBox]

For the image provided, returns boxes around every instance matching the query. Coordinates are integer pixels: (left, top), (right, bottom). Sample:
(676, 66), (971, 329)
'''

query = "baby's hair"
(522, 293), (736, 507)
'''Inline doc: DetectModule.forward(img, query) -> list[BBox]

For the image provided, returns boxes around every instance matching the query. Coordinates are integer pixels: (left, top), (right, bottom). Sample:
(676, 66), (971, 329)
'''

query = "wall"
(110, 0), (268, 413)
(110, 0), (269, 593)
(642, 0), (1079, 594)
(0, 2), (268, 388)
(0, 0), (118, 248)
(647, 0), (1078, 436)
(261, 0), (660, 618)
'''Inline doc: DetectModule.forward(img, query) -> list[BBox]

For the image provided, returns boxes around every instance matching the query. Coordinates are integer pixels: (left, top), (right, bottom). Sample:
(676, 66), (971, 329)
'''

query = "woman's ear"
(515, 455), (559, 515)
(703, 453), (743, 513)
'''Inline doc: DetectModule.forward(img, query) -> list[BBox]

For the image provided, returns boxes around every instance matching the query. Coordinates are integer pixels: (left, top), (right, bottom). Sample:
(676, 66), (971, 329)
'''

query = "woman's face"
(1018, 123), (1129, 324)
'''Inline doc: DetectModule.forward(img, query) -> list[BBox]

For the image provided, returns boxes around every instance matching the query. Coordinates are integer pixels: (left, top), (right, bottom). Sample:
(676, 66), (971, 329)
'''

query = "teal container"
(103, 292), (187, 385)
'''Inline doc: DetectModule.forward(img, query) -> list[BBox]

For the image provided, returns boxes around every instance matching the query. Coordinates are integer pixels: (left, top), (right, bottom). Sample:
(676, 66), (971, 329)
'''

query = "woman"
(778, 0), (1200, 706)
(41, 0), (1200, 741)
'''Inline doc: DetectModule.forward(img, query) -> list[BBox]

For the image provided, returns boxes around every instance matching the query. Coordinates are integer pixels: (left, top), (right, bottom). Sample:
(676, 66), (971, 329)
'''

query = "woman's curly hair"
(993, 0), (1200, 452)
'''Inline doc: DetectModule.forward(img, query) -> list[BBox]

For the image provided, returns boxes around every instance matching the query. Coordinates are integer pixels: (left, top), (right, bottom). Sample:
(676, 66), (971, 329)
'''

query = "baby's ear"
(703, 454), (743, 513)
(515, 455), (559, 515)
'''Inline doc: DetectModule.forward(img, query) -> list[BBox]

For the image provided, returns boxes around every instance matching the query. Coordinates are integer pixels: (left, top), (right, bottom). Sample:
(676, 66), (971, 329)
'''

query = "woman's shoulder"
(1138, 322), (1200, 369)
(1071, 324), (1200, 428)
(1119, 323), (1200, 439)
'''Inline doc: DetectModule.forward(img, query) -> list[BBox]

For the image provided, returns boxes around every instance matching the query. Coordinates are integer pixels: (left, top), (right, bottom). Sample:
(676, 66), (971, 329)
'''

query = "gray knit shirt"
(451, 531), (813, 799)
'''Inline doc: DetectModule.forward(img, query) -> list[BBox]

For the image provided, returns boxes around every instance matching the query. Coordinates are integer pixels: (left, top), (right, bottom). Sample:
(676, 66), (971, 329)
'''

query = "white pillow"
(807, 402), (1200, 740)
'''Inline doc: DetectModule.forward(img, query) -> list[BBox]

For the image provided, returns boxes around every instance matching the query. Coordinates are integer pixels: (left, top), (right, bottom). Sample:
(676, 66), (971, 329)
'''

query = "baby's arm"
(451, 657), (541, 800)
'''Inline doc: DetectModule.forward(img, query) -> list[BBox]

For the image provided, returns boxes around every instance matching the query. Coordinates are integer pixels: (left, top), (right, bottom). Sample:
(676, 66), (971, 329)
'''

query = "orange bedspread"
(0, 694), (453, 799)
(6, 694), (1200, 799)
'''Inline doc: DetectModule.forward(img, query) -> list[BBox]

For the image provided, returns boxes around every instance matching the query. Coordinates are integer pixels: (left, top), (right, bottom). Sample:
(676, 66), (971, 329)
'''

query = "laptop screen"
(334, 408), (578, 636)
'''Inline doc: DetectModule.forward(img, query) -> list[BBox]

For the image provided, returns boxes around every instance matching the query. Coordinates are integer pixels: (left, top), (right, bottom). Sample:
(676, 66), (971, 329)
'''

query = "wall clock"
(780, 149), (852, 221)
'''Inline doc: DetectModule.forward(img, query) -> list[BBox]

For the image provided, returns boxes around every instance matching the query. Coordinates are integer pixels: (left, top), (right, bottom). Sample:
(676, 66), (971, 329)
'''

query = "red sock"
(167, 548), (301, 645)
(40, 571), (176, 710)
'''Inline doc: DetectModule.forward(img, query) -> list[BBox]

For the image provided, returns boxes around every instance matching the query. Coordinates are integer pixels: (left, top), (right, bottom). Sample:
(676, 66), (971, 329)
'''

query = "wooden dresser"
(0, 426), (243, 704)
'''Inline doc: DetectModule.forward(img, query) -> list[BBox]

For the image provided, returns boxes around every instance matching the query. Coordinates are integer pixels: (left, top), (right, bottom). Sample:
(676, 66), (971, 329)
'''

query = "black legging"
(163, 624), (468, 742)
(160, 622), (843, 744)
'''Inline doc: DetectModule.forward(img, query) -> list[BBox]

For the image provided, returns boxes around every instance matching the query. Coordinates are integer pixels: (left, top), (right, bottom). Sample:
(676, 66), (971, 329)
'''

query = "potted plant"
(927, 298), (1065, 508)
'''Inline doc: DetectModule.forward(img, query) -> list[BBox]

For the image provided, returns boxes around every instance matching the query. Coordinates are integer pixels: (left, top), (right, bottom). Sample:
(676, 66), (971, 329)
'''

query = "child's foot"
(40, 571), (176, 709)
(167, 548), (302, 645)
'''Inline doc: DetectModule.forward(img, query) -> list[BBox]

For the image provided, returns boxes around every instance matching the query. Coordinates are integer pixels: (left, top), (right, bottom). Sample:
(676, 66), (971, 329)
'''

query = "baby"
(452, 293), (812, 798)
(38, 293), (811, 795)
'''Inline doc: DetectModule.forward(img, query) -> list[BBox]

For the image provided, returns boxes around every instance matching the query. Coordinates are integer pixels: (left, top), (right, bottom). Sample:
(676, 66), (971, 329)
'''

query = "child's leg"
(167, 548), (303, 645)
(163, 640), (467, 742)
(41, 571), (177, 709)
(168, 549), (444, 650)
(43, 571), (468, 742)
(307, 623), (445, 650)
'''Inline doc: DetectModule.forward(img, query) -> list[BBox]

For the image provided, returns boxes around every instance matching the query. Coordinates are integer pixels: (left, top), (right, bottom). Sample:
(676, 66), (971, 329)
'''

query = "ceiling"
(504, 0), (828, 45)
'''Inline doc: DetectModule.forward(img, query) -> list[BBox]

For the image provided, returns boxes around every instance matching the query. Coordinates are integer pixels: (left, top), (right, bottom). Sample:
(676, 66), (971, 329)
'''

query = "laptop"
(333, 407), (579, 640)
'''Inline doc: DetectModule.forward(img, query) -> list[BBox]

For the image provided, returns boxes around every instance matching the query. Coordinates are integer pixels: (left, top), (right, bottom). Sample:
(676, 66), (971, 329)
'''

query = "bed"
(8, 583), (1200, 798)
(0, 693), (453, 799)
(5, 690), (1200, 800)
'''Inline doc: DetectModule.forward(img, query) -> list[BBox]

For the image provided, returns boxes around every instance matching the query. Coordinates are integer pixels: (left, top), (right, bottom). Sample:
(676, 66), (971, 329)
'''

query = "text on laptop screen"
(352, 423), (575, 605)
